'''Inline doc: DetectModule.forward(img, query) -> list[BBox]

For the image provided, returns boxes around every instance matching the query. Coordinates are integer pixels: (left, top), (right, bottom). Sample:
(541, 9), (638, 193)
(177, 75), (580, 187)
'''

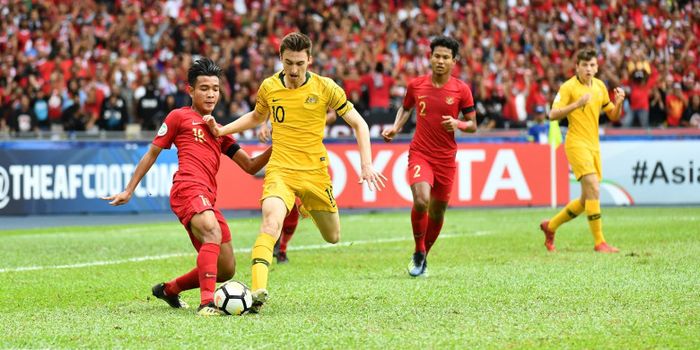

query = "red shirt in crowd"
(83, 88), (105, 120)
(342, 78), (362, 99)
(665, 95), (686, 126)
(361, 73), (395, 109)
(629, 79), (654, 110)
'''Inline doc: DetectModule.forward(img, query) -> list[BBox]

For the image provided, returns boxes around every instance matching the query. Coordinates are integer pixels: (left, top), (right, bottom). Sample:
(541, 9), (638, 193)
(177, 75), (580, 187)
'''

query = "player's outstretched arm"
(232, 146), (273, 175)
(605, 87), (626, 122)
(381, 106), (413, 142)
(102, 144), (163, 206)
(204, 110), (268, 137)
(549, 94), (590, 121)
(341, 108), (388, 191)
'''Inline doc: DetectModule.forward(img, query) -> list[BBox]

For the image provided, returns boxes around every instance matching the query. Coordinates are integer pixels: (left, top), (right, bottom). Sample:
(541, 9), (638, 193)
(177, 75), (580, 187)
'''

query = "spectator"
(116, 74), (136, 124)
(1, 0), (699, 138)
(222, 99), (243, 125)
(623, 48), (653, 127)
(341, 65), (366, 116)
(99, 87), (128, 131)
(83, 84), (105, 132)
(682, 94), (700, 128)
(62, 94), (87, 132)
(136, 82), (163, 130)
(211, 93), (229, 125)
(162, 94), (178, 116)
(361, 62), (395, 117)
(482, 86), (507, 130)
(666, 83), (688, 127)
(649, 84), (667, 127)
(137, 17), (170, 53)
(527, 105), (549, 144)
(46, 89), (64, 127)
(32, 89), (50, 131)
(8, 95), (38, 135)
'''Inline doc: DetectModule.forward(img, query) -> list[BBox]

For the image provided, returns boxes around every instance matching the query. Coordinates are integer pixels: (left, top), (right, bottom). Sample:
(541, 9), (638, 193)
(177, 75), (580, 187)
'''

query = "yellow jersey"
(255, 71), (354, 170)
(552, 76), (615, 150)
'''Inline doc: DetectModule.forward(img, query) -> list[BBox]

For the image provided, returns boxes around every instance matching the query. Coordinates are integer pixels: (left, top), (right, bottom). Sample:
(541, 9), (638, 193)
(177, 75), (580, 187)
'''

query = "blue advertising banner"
(2, 137), (698, 215)
(0, 141), (178, 215)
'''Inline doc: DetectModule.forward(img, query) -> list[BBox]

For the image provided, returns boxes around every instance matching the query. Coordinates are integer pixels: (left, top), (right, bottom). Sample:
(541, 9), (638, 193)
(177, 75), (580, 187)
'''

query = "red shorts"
(407, 152), (456, 202)
(170, 181), (231, 251)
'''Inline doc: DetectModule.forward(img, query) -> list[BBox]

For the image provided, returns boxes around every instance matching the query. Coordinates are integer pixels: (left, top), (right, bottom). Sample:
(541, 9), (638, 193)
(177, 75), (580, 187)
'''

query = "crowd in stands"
(1, 0), (699, 138)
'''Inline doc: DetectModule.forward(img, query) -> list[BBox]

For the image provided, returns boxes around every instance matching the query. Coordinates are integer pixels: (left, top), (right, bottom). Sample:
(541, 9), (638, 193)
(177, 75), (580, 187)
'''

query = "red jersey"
(629, 80), (652, 110)
(152, 107), (239, 195)
(403, 75), (475, 162)
(361, 73), (395, 109)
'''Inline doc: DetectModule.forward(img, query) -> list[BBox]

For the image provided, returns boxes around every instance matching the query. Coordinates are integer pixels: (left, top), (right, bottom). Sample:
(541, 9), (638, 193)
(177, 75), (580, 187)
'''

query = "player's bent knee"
(414, 202), (428, 212)
(199, 227), (222, 244)
(260, 220), (282, 236)
(320, 225), (340, 244)
(413, 198), (429, 211)
(324, 233), (340, 244)
(582, 185), (600, 200)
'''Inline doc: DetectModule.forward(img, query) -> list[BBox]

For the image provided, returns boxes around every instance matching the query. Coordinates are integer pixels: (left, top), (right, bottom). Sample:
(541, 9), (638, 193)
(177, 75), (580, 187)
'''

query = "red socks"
(196, 243), (220, 305)
(424, 217), (444, 253)
(411, 208), (428, 253)
(280, 205), (300, 252)
(165, 268), (199, 296)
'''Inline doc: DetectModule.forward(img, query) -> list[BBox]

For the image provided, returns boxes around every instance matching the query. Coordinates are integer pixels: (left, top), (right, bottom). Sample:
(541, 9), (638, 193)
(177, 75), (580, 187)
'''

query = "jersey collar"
(278, 71), (311, 88)
(575, 75), (593, 87)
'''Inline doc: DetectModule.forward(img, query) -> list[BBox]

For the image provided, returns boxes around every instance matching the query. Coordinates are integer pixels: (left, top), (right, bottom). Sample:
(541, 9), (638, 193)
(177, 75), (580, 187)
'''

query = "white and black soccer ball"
(214, 280), (253, 315)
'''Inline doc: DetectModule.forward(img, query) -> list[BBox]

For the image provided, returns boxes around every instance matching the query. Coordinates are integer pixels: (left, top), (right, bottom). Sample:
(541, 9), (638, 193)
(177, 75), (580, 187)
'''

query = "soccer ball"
(213, 280), (253, 315)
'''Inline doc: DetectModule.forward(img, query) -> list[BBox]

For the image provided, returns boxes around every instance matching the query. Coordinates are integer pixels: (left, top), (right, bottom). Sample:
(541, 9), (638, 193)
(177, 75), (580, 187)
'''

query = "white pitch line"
(0, 231), (490, 273)
(5, 227), (166, 240)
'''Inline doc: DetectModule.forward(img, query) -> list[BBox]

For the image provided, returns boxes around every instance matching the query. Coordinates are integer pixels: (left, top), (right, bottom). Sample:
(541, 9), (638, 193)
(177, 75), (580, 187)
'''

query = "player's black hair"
(187, 57), (222, 87)
(280, 32), (313, 56)
(576, 48), (598, 64)
(430, 36), (460, 59)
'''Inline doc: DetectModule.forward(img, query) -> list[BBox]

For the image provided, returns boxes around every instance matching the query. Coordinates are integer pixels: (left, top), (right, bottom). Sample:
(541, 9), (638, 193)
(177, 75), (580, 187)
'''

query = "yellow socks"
(251, 233), (277, 291)
(548, 199), (584, 231)
(548, 199), (606, 246)
(585, 200), (605, 245)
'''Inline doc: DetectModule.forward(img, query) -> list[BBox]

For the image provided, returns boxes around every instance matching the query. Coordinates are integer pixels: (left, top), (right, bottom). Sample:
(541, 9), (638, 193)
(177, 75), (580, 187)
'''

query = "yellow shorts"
(565, 146), (602, 181)
(262, 167), (338, 213)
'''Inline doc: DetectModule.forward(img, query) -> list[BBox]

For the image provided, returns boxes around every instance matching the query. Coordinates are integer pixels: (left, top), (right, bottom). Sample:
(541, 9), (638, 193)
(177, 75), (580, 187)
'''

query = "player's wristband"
(457, 120), (471, 132)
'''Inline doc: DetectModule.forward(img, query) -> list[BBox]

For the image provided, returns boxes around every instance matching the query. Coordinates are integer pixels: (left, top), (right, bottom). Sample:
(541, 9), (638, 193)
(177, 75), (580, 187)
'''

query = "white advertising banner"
(570, 140), (700, 205)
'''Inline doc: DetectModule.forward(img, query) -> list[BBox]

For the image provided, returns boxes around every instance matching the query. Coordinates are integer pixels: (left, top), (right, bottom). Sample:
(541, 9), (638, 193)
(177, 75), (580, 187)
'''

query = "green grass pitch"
(1, 207), (699, 349)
